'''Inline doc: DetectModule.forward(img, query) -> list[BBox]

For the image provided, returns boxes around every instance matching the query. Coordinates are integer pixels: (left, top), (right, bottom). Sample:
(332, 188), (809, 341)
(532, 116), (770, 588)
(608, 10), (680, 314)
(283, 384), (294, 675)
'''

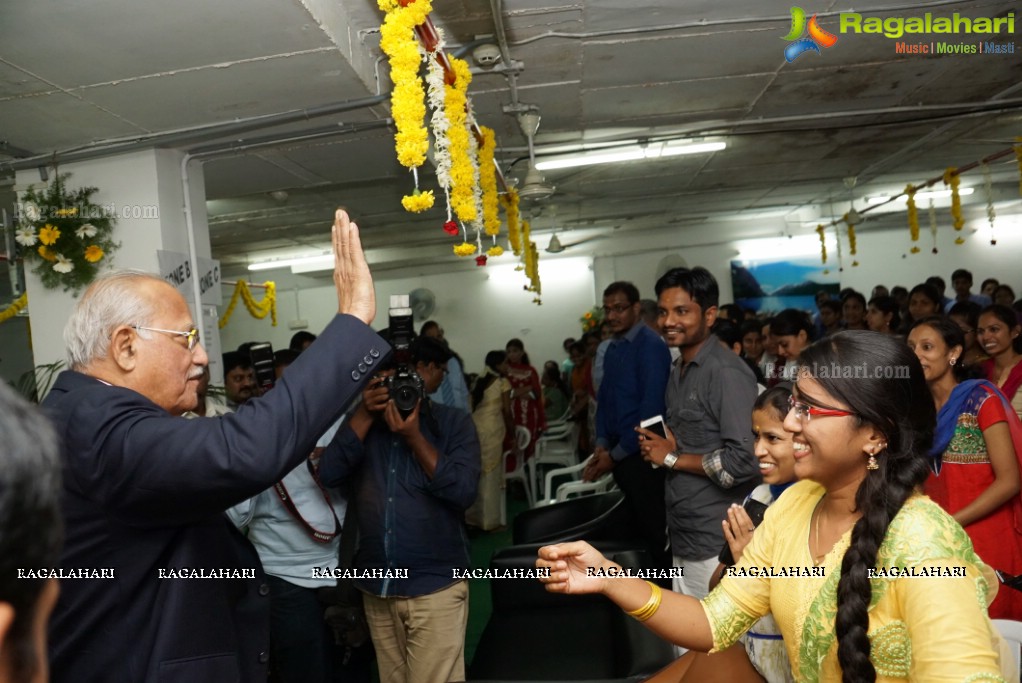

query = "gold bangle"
(625, 581), (662, 622)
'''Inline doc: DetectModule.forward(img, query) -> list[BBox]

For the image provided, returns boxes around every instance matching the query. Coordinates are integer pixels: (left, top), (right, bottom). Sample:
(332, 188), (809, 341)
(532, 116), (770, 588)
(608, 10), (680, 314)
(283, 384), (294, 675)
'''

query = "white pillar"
(15, 148), (219, 381)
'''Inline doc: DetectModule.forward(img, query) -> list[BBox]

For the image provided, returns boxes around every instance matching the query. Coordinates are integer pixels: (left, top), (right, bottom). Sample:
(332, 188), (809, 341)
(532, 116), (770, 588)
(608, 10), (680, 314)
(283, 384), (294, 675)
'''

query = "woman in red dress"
(908, 316), (1022, 619)
(504, 338), (547, 465)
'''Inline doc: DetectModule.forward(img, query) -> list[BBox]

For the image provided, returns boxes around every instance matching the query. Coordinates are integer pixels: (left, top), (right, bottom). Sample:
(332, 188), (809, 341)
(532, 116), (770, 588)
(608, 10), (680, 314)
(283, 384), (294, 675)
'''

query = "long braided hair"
(797, 331), (935, 682)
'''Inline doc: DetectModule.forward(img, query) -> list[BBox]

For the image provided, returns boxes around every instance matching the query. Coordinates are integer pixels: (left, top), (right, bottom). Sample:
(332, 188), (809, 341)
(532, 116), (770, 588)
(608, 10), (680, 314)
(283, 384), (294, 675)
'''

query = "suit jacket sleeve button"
(258, 583), (270, 596)
(351, 370), (361, 381)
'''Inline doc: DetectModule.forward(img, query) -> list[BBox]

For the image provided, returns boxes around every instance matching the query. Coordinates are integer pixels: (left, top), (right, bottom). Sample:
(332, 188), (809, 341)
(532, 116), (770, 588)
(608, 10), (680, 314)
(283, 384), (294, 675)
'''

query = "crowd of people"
(2, 206), (1021, 683)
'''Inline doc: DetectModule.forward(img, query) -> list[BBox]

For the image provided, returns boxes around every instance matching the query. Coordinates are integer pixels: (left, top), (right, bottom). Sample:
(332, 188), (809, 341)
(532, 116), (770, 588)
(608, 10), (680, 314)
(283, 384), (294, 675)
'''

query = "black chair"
(468, 543), (674, 682)
(512, 490), (636, 546)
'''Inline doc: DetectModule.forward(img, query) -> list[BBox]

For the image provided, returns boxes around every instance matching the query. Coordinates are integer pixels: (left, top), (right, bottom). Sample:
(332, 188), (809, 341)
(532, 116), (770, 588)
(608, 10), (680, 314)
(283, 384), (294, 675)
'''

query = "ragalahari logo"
(782, 7), (839, 62)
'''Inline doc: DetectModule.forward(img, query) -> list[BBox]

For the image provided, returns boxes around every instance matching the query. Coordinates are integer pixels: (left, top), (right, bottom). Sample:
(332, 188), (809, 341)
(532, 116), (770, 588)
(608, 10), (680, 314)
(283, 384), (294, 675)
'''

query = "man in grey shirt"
(638, 267), (760, 654)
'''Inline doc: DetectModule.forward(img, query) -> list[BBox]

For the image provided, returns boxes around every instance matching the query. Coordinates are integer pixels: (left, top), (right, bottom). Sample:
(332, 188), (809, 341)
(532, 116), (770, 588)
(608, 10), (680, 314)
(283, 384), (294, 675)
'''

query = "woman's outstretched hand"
(537, 541), (615, 594)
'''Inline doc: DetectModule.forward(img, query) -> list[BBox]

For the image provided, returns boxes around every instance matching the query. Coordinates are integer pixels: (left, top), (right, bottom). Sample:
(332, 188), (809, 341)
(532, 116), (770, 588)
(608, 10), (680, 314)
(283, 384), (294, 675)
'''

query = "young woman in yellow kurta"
(538, 331), (1012, 682)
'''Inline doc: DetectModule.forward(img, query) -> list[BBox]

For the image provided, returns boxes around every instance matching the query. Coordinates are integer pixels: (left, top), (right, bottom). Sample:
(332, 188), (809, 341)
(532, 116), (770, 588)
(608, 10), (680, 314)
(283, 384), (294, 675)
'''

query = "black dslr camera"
(382, 295), (425, 418)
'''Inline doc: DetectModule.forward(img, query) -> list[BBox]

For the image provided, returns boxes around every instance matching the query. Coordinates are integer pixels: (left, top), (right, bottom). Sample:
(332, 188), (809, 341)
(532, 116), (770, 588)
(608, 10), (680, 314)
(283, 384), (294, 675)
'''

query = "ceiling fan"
(516, 109), (555, 202)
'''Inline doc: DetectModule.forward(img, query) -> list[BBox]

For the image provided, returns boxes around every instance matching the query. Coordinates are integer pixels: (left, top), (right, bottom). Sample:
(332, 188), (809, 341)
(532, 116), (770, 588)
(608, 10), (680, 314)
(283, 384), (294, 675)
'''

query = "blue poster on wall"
(730, 257), (840, 315)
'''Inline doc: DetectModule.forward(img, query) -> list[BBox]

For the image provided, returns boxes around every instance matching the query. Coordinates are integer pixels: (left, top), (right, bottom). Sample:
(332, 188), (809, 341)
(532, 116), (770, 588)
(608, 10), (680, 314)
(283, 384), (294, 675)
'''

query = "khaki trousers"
(363, 581), (469, 683)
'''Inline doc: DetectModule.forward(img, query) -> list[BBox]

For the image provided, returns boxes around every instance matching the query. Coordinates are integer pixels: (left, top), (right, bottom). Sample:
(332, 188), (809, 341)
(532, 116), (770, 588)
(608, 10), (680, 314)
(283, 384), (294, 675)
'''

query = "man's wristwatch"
(662, 451), (679, 470)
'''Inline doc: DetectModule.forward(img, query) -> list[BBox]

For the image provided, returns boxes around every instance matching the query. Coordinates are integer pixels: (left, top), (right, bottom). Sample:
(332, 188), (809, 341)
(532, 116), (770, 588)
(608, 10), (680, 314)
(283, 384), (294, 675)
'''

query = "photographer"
(319, 335), (480, 683)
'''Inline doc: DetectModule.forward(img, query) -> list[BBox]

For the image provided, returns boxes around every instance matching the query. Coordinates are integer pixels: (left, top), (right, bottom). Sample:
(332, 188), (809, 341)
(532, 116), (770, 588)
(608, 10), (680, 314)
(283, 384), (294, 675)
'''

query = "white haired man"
(42, 211), (388, 683)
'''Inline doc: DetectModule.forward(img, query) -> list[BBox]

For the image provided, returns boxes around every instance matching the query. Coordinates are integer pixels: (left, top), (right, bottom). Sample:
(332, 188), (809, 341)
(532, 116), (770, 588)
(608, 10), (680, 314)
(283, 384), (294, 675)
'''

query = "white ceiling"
(2, 0), (1021, 280)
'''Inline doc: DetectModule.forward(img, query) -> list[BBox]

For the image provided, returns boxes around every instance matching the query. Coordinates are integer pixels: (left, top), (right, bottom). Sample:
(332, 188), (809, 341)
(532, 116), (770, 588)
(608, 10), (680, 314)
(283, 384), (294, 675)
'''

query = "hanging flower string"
(501, 189), (522, 255)
(833, 221), (844, 272)
(520, 219), (541, 304)
(219, 281), (277, 329)
(982, 161), (996, 245)
(425, 34), (454, 226)
(0, 293), (28, 325)
(378, 0), (433, 210)
(843, 214), (858, 267)
(929, 199), (939, 254)
(815, 224), (827, 264)
(446, 58), (477, 223)
(479, 126), (501, 241)
(905, 184), (920, 254)
(942, 167), (964, 244)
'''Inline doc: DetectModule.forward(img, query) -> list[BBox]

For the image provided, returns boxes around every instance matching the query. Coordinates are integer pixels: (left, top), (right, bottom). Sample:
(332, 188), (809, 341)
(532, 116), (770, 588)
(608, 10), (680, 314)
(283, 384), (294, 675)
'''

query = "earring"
(866, 450), (879, 470)
(949, 357), (957, 366)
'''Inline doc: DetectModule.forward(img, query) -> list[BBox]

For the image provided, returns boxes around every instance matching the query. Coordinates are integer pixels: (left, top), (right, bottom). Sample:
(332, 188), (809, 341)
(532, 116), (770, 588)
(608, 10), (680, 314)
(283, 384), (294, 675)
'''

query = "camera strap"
(273, 451), (341, 543)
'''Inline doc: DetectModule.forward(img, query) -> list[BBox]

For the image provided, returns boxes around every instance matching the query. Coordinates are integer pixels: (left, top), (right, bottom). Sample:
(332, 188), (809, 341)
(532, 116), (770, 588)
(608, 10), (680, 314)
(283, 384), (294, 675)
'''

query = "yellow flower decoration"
(38, 245), (57, 262)
(453, 241), (477, 257)
(84, 245), (105, 263)
(401, 190), (435, 213)
(487, 244), (504, 257)
(447, 57), (477, 223)
(905, 184), (919, 250)
(815, 224), (827, 264)
(847, 224), (857, 255)
(479, 126), (501, 236)
(501, 188), (522, 255)
(0, 292), (28, 325)
(379, 0), (432, 169)
(219, 281), (277, 329)
(54, 207), (77, 217)
(942, 167), (964, 233)
(39, 224), (61, 246)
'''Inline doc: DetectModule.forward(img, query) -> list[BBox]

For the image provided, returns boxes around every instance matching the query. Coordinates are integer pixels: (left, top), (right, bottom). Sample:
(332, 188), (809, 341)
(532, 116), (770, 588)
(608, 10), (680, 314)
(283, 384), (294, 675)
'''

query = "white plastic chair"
(528, 421), (578, 498)
(992, 619), (1022, 678)
(501, 426), (533, 524)
(534, 457), (617, 506)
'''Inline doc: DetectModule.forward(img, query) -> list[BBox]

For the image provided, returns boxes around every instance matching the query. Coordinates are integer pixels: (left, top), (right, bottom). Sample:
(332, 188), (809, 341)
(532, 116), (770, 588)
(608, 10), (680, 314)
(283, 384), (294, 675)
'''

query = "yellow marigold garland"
(942, 167), (964, 244)
(479, 126), (500, 236)
(447, 58), (477, 223)
(219, 281), (277, 329)
(841, 214), (858, 267)
(0, 292), (28, 325)
(487, 244), (504, 257)
(379, 0), (432, 170)
(905, 184), (920, 254)
(815, 224), (827, 264)
(501, 189), (522, 255)
(453, 241), (477, 256)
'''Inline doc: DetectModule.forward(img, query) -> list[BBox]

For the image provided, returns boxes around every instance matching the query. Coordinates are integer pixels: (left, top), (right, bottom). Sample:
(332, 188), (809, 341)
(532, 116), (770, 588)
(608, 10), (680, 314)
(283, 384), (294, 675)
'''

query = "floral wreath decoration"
(15, 173), (119, 293)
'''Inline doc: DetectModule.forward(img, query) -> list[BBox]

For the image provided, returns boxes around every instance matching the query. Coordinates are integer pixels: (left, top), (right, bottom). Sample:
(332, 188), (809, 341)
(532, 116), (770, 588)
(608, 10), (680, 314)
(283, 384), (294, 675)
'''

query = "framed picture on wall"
(731, 257), (840, 315)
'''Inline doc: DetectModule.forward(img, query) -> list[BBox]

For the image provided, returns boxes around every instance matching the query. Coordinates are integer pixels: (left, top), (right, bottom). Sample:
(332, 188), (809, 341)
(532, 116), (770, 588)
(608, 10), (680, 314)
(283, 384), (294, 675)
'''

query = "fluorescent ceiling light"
(535, 140), (725, 171)
(866, 187), (974, 205)
(248, 254), (333, 273)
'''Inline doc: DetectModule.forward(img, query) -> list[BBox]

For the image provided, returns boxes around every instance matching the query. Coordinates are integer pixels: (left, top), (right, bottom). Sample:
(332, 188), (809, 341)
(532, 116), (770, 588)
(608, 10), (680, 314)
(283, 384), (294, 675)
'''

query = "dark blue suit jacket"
(43, 314), (389, 683)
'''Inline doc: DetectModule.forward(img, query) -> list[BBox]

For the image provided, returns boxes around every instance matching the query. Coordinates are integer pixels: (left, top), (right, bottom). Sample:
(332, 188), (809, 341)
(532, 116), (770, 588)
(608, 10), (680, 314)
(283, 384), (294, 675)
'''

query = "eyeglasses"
(602, 304), (632, 315)
(133, 325), (200, 351)
(788, 395), (855, 422)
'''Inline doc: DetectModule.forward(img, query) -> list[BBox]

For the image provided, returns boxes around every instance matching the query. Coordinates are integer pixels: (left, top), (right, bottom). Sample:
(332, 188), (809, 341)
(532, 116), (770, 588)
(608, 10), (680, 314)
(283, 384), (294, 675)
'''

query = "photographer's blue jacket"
(319, 400), (480, 597)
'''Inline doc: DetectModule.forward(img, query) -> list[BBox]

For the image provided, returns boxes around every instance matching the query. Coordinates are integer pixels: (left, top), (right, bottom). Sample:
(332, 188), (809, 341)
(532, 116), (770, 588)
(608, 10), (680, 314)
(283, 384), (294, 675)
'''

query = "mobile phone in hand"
(639, 415), (667, 439)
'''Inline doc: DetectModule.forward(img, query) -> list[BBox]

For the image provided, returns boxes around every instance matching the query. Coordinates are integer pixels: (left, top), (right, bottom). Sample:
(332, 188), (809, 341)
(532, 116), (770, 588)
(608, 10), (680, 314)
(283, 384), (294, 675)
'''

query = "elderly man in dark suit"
(43, 210), (387, 683)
